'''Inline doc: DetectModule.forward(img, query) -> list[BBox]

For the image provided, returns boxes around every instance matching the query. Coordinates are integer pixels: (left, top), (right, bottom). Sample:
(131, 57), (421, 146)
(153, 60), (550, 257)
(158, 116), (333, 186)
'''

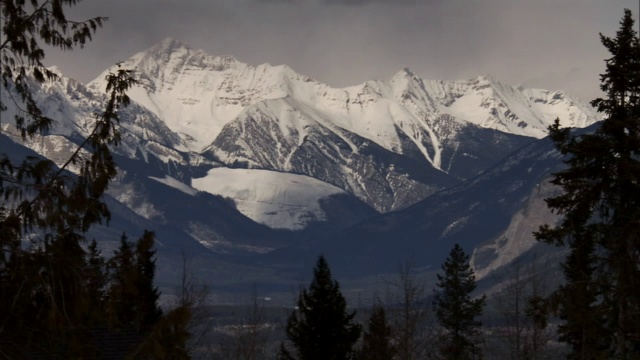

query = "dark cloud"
(45, 0), (638, 103)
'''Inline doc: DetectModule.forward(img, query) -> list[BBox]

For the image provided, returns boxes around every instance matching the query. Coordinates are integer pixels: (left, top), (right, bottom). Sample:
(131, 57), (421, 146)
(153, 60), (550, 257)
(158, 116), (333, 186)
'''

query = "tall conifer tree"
(434, 244), (485, 360)
(134, 230), (163, 329)
(356, 306), (396, 360)
(107, 232), (162, 331)
(108, 234), (137, 327)
(86, 239), (108, 323)
(279, 256), (361, 360)
(535, 9), (640, 359)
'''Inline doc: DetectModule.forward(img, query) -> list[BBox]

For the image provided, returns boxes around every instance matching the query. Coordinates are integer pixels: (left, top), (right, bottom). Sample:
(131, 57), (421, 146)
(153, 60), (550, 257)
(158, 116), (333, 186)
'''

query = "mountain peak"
(209, 54), (240, 70)
(400, 67), (414, 75)
(152, 37), (192, 54)
(472, 74), (494, 84)
(137, 38), (242, 72)
(391, 67), (418, 80)
(389, 67), (422, 91)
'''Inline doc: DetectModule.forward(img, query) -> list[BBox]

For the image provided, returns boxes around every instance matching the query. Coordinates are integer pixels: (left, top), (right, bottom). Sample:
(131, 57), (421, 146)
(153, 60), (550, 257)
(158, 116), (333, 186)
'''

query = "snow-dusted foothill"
(192, 168), (350, 230)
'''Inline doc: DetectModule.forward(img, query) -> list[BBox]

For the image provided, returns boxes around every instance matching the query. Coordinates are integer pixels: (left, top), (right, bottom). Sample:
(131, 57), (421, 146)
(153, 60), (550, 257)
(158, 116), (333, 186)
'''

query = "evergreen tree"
(535, 9), (640, 359)
(134, 230), (163, 329)
(130, 305), (192, 360)
(356, 306), (396, 360)
(107, 232), (162, 331)
(554, 232), (608, 359)
(0, 2), (192, 357)
(108, 234), (138, 328)
(0, 1), (136, 353)
(31, 230), (98, 356)
(279, 256), (361, 360)
(86, 240), (108, 308)
(433, 244), (485, 360)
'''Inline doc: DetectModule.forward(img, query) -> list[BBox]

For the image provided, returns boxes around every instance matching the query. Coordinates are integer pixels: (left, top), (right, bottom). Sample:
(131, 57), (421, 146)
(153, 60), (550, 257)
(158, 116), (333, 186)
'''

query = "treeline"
(0, 1), (193, 358)
(276, 247), (486, 360)
(196, 250), (554, 360)
(0, 229), (191, 358)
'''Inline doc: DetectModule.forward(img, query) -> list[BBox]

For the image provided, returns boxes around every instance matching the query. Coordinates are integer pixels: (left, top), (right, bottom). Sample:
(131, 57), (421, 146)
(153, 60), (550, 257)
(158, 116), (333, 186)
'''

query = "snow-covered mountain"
(91, 38), (595, 147)
(88, 38), (597, 212)
(1, 66), (190, 167)
(2, 36), (599, 232)
(1, 38), (603, 295)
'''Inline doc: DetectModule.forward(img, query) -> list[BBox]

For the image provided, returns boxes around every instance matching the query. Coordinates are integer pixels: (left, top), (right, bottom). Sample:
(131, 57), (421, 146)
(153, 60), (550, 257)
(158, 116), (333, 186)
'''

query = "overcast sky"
(46, 0), (639, 103)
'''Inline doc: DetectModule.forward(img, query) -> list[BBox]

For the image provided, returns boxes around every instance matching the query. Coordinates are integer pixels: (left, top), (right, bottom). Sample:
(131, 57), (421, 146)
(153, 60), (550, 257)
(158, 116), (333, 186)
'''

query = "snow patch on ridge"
(191, 168), (346, 230)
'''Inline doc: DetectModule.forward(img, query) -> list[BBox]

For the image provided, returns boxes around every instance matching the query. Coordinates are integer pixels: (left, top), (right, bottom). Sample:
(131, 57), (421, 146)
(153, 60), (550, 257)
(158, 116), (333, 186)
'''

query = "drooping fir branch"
(1, 0), (108, 138)
(1, 66), (137, 235)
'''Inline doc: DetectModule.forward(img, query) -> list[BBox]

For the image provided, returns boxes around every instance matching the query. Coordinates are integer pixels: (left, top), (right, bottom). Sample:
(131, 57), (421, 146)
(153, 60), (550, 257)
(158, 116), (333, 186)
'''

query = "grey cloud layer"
(46, 0), (639, 103)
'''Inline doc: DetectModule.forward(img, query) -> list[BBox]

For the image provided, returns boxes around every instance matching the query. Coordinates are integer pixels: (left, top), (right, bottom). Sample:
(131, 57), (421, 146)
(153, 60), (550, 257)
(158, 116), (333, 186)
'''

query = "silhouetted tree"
(134, 230), (163, 329)
(0, 1), (136, 353)
(0, 1), (191, 357)
(535, 9), (640, 359)
(356, 306), (396, 360)
(434, 244), (485, 360)
(279, 256), (361, 360)
(107, 232), (162, 331)
(86, 239), (108, 322)
(108, 234), (138, 328)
